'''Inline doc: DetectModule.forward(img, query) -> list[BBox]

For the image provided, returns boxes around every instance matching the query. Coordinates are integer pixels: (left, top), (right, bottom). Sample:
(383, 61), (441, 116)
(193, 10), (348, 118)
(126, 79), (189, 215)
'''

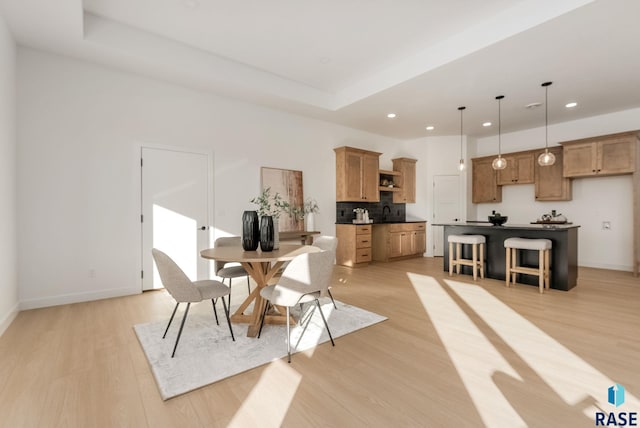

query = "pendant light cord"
(498, 99), (501, 155)
(457, 106), (466, 170)
(542, 81), (552, 152)
(545, 84), (549, 150)
(459, 106), (464, 152)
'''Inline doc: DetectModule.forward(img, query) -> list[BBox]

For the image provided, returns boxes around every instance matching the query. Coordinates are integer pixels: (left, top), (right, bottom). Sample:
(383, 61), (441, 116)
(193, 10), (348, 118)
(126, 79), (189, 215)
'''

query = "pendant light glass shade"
(492, 155), (507, 170)
(458, 106), (466, 171)
(538, 81), (556, 166)
(492, 95), (507, 170)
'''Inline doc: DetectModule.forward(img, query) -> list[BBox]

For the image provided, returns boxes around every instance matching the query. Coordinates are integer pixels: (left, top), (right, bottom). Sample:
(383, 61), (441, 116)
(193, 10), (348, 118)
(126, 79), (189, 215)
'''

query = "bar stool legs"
(448, 235), (485, 280)
(504, 238), (552, 293)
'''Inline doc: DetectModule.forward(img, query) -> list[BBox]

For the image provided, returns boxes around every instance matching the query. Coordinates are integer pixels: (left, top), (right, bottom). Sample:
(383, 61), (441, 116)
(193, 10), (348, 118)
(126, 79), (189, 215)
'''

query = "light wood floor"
(0, 258), (638, 427)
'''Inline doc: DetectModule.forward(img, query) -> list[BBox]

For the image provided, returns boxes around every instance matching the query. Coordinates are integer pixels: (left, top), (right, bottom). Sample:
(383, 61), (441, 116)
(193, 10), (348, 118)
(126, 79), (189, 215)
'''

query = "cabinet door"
(514, 152), (534, 183)
(389, 232), (403, 257)
(599, 138), (636, 175)
(535, 146), (572, 201)
(344, 151), (365, 200)
(400, 232), (413, 256)
(472, 157), (502, 203)
(362, 153), (380, 201)
(414, 230), (427, 254)
(336, 148), (381, 202)
(497, 152), (534, 185)
(563, 142), (597, 177)
(392, 158), (417, 203)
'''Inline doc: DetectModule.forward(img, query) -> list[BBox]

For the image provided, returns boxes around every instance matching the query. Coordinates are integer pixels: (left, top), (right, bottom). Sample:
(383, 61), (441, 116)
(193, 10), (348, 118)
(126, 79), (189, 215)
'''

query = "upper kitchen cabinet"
(392, 157), (417, 203)
(561, 131), (639, 177)
(335, 146), (381, 202)
(534, 146), (572, 201)
(472, 156), (502, 203)
(496, 151), (535, 185)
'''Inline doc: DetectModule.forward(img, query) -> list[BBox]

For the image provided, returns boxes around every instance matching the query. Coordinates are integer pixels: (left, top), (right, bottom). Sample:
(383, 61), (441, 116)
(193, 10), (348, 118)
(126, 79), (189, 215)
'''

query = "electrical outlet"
(602, 221), (611, 230)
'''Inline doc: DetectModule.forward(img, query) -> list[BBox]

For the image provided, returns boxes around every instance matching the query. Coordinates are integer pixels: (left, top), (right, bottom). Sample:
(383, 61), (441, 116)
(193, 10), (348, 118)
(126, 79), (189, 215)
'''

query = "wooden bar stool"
(448, 234), (485, 280)
(504, 238), (552, 293)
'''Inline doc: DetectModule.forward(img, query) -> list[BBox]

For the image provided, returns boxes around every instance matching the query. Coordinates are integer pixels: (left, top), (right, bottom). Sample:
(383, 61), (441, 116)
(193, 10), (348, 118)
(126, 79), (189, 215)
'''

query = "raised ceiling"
(2, 0), (639, 139)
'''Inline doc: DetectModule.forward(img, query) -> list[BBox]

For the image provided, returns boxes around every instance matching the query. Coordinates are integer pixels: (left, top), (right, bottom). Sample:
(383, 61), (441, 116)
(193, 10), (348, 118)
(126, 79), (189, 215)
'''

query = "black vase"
(259, 216), (275, 252)
(242, 211), (260, 251)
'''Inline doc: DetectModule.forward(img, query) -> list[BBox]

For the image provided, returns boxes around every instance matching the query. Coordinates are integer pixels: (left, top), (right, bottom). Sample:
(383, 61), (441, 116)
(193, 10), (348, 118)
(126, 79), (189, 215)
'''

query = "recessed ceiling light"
(482, 122), (492, 127)
(425, 126), (434, 131)
(387, 113), (396, 118)
(565, 102), (578, 108)
(525, 102), (542, 109)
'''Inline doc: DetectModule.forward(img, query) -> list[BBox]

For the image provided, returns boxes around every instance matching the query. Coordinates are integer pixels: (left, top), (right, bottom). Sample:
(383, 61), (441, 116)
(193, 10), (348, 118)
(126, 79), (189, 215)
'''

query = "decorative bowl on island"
(488, 213), (508, 226)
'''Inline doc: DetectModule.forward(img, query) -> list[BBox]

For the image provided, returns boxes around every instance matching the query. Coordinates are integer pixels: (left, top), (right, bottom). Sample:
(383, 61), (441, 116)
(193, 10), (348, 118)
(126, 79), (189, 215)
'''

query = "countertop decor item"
(250, 187), (288, 249)
(534, 209), (568, 224)
(241, 210), (260, 251)
(259, 215), (275, 252)
(488, 211), (508, 226)
(250, 187), (287, 218)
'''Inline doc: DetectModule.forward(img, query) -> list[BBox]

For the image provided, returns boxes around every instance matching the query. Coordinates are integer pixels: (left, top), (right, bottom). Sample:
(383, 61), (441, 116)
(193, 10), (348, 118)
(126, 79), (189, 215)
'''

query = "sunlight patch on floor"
(228, 359), (301, 428)
(408, 273), (526, 427)
(443, 278), (640, 418)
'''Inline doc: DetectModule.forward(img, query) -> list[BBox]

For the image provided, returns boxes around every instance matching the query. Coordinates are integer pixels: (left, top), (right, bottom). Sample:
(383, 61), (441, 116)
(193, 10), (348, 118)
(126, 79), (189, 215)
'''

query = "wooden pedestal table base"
(200, 244), (321, 337)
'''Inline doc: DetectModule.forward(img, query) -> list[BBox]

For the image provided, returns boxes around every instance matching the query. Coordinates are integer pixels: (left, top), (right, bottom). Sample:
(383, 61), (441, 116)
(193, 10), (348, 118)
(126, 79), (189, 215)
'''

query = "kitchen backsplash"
(336, 192), (406, 223)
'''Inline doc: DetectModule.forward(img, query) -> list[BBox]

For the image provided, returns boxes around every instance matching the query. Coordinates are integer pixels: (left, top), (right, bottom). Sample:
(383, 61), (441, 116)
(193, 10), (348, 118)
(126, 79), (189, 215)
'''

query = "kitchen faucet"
(382, 205), (391, 221)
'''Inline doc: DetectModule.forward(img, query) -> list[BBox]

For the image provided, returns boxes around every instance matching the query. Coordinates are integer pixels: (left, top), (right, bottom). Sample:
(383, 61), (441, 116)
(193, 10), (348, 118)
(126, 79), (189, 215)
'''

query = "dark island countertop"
(434, 222), (579, 231)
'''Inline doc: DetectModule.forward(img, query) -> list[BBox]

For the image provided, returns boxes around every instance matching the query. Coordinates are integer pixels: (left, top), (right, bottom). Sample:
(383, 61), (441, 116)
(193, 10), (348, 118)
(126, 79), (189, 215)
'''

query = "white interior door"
(432, 175), (461, 256)
(141, 147), (211, 290)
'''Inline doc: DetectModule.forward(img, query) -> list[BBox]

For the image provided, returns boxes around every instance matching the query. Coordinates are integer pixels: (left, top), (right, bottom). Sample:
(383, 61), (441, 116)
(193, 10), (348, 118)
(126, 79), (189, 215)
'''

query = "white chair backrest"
(312, 235), (338, 253)
(152, 249), (201, 302)
(278, 250), (334, 297)
(214, 236), (242, 273)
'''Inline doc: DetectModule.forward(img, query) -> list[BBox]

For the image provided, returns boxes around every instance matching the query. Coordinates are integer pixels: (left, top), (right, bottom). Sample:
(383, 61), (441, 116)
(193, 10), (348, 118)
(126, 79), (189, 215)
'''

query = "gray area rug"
(134, 300), (386, 400)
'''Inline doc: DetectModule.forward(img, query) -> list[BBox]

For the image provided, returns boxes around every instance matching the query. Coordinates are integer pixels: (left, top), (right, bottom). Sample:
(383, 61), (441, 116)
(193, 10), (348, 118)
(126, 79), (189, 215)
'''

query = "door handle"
(199, 226), (209, 230)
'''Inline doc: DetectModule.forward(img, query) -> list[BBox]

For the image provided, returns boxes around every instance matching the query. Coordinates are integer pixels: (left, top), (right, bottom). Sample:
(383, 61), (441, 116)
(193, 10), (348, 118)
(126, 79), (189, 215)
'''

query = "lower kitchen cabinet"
(372, 222), (427, 262)
(336, 224), (372, 267)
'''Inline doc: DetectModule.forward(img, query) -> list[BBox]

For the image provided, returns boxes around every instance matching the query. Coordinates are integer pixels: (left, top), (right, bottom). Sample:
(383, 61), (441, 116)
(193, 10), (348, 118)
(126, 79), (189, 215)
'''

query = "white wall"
(0, 13), (18, 335)
(472, 109), (640, 270)
(16, 48), (401, 309)
(396, 136), (468, 256)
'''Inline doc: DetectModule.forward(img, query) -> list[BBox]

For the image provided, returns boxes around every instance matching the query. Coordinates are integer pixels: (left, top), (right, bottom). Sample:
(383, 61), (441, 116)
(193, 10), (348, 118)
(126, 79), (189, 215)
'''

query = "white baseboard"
(0, 302), (20, 337)
(579, 261), (633, 272)
(19, 287), (141, 311)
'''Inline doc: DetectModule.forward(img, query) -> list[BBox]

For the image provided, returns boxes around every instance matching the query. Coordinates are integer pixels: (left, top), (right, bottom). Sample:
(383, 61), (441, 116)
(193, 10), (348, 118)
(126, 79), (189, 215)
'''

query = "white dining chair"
(257, 250), (335, 363)
(311, 235), (339, 309)
(214, 236), (251, 306)
(152, 248), (235, 357)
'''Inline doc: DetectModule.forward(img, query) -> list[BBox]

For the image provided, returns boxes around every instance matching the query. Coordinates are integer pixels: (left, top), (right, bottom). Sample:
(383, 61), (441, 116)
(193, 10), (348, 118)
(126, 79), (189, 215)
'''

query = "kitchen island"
(437, 223), (579, 291)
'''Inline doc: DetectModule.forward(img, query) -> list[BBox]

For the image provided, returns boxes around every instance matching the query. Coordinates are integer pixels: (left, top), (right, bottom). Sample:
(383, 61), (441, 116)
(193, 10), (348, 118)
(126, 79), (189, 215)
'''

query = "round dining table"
(200, 244), (320, 337)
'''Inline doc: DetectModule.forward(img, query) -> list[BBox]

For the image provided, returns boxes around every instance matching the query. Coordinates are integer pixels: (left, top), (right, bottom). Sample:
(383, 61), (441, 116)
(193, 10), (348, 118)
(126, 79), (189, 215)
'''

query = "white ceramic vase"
(305, 212), (316, 231)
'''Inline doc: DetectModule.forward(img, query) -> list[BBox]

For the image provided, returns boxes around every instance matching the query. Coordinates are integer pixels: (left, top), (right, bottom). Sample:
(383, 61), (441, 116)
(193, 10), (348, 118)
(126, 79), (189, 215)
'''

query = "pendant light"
(458, 106), (466, 171)
(492, 95), (507, 170)
(538, 81), (556, 166)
